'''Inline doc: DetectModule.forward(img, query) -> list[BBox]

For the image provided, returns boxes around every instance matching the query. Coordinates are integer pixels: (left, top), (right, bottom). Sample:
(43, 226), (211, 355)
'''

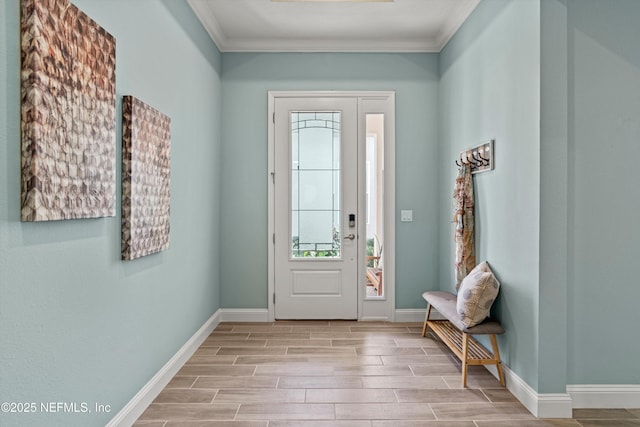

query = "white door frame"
(267, 91), (396, 322)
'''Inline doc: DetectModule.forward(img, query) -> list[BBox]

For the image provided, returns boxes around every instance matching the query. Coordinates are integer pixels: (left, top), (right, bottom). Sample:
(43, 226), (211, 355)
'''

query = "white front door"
(273, 97), (358, 319)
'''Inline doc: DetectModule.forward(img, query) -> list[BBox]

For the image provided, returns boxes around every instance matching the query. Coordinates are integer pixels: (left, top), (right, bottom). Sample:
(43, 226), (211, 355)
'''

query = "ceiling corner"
(435, 0), (480, 51)
(187, 0), (227, 52)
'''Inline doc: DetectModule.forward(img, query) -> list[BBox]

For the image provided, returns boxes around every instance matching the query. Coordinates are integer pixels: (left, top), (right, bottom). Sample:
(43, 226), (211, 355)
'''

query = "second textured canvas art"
(121, 96), (171, 260)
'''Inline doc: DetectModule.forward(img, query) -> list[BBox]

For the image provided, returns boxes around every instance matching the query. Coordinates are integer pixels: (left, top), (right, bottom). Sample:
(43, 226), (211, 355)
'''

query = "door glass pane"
(298, 171), (334, 210)
(365, 114), (384, 297)
(291, 111), (341, 258)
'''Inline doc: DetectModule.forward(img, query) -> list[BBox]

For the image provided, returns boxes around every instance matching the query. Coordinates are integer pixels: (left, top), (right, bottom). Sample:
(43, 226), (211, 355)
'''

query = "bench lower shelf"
(426, 319), (505, 387)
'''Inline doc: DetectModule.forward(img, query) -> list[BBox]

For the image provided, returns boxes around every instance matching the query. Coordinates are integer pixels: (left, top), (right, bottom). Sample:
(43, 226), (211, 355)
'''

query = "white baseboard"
(360, 316), (392, 321)
(220, 308), (270, 322)
(484, 364), (573, 418)
(567, 384), (640, 408)
(395, 308), (449, 323)
(220, 309), (416, 323)
(394, 308), (426, 323)
(217, 308), (431, 323)
(488, 366), (640, 414)
(106, 310), (222, 427)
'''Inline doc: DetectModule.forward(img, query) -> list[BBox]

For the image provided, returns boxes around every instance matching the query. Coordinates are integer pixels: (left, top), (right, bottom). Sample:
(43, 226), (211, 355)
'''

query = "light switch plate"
(401, 210), (413, 222)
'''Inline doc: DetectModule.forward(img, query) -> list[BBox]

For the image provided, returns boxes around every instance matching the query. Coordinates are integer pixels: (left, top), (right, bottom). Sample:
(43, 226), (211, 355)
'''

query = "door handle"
(344, 233), (356, 240)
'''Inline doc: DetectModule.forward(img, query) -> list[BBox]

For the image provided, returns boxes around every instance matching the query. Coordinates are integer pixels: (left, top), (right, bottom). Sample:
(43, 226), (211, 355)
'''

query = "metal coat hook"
(466, 153), (478, 167)
(455, 140), (495, 174)
(472, 153), (487, 166)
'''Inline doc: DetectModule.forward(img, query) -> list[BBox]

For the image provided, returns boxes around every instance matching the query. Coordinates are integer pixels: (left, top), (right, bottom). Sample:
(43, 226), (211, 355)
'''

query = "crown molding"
(187, 0), (226, 52)
(436, 0), (480, 50)
(218, 37), (443, 53)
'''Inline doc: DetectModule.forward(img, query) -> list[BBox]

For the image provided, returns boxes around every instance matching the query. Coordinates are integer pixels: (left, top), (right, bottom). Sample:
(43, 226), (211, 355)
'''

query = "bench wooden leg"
(461, 333), (470, 387)
(490, 334), (506, 386)
(421, 304), (432, 337)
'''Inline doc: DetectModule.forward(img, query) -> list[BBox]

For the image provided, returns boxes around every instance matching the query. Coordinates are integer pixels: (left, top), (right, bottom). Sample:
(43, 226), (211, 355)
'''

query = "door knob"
(344, 233), (356, 240)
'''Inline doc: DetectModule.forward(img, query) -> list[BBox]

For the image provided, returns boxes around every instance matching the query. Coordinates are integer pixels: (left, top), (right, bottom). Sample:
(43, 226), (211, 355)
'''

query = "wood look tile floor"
(135, 321), (640, 426)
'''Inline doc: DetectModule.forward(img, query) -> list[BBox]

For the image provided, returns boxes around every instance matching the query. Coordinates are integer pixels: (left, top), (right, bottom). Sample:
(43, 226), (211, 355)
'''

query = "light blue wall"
(220, 53), (440, 309)
(565, 0), (640, 385)
(539, 0), (569, 395)
(0, 1), (222, 426)
(440, 0), (640, 393)
(438, 0), (541, 389)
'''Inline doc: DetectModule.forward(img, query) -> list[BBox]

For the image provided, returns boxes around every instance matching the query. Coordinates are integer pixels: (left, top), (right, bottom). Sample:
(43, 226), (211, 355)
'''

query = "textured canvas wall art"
(121, 96), (171, 260)
(20, 0), (116, 221)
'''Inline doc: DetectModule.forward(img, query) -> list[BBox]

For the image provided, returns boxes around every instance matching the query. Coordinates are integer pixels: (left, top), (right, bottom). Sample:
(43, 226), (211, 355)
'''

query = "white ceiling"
(187, 0), (480, 53)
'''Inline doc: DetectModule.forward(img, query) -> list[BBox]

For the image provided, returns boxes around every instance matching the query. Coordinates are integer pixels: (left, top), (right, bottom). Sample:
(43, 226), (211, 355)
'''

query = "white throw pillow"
(456, 261), (500, 328)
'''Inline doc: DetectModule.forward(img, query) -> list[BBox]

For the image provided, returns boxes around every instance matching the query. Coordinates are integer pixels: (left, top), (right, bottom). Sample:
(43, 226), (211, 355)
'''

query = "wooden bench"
(366, 256), (382, 296)
(421, 291), (505, 387)
(366, 267), (382, 296)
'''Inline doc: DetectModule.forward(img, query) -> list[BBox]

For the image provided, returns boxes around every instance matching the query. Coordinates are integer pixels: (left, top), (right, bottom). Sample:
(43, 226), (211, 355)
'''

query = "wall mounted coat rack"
(455, 139), (494, 174)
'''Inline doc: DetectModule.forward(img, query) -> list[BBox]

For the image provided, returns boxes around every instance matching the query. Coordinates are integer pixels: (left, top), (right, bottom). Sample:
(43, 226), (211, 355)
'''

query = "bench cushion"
(422, 291), (504, 335)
